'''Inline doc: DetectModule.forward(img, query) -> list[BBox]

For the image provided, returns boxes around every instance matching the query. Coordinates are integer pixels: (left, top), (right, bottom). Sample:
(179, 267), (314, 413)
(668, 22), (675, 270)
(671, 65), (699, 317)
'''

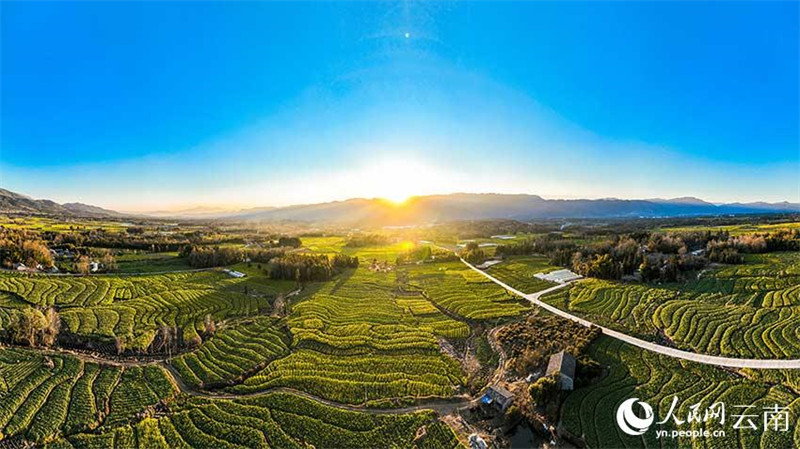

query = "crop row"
(545, 259), (800, 358)
(407, 261), (529, 320)
(561, 337), (800, 449)
(485, 256), (558, 294)
(0, 271), (226, 307)
(169, 317), (289, 389)
(0, 348), (177, 445)
(231, 349), (463, 404)
(47, 392), (457, 449)
(58, 287), (263, 351)
(653, 301), (800, 359)
(227, 266), (468, 403)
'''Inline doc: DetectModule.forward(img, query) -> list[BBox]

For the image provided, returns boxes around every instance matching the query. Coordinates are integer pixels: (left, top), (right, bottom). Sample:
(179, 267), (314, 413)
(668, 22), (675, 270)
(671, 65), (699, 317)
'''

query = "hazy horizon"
(4, 186), (799, 216)
(2, 1), (798, 211)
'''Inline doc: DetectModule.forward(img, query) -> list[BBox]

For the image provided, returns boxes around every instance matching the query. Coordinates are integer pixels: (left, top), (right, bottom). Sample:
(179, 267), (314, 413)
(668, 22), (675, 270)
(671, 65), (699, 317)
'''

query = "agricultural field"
(0, 269), (293, 352)
(169, 317), (290, 389)
(47, 393), (461, 449)
(8, 213), (800, 448)
(114, 251), (191, 273)
(0, 216), (133, 233)
(0, 348), (176, 445)
(661, 221), (800, 236)
(231, 266), (469, 404)
(543, 252), (800, 358)
(485, 255), (559, 294)
(562, 336), (800, 449)
(407, 260), (530, 320)
(299, 236), (347, 254)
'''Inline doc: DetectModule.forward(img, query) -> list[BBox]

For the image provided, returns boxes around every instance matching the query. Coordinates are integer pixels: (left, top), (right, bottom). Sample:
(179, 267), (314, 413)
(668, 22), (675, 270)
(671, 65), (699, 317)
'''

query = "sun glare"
(384, 193), (411, 205)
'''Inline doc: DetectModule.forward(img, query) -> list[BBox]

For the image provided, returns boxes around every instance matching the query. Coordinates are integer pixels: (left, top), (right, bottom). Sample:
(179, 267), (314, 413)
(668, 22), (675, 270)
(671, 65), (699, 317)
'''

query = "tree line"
(0, 227), (54, 269)
(267, 253), (359, 282)
(496, 229), (800, 283)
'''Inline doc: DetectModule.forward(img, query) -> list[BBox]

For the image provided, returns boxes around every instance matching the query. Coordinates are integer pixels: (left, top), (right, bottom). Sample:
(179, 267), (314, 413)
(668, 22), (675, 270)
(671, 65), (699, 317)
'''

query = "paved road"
(461, 258), (800, 370)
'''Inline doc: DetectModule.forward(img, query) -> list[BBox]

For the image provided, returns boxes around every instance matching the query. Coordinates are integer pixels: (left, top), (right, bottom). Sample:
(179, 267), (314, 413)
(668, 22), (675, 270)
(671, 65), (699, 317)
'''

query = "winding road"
(461, 258), (800, 370)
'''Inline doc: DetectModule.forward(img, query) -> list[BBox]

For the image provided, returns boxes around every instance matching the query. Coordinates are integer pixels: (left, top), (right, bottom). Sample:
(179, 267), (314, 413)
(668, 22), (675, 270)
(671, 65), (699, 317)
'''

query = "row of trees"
(180, 245), (245, 268)
(462, 242), (487, 264)
(268, 253), (359, 282)
(497, 228), (800, 283)
(343, 234), (390, 247)
(395, 245), (458, 265)
(180, 244), (301, 268)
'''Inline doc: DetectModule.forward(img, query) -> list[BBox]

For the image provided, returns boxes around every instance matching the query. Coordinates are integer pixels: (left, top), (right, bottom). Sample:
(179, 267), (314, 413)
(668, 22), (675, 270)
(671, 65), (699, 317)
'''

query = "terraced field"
(0, 348), (177, 445)
(231, 267), (467, 404)
(0, 271), (224, 307)
(407, 261), (529, 320)
(169, 317), (290, 389)
(543, 252), (800, 358)
(485, 256), (558, 294)
(0, 270), (291, 351)
(562, 337), (800, 449)
(46, 393), (460, 449)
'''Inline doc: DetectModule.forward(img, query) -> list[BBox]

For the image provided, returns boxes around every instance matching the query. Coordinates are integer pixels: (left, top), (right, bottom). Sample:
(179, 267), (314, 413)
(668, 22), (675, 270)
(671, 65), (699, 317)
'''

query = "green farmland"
(543, 252), (800, 358)
(563, 337), (800, 449)
(2, 216), (800, 449)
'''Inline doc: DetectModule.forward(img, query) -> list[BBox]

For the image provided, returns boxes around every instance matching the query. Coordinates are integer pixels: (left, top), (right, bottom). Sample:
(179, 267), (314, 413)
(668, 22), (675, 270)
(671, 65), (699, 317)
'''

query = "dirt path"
(159, 360), (474, 415)
(486, 325), (508, 385)
(1, 341), (475, 416)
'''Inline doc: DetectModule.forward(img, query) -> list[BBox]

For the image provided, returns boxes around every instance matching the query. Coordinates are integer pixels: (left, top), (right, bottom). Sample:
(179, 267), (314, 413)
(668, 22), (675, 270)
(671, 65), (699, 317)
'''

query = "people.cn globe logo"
(616, 398), (655, 436)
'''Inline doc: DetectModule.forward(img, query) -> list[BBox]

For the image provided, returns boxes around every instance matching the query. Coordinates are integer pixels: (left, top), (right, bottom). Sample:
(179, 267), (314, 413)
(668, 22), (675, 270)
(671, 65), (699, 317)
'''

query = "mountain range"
(1, 188), (798, 224)
(0, 188), (121, 218)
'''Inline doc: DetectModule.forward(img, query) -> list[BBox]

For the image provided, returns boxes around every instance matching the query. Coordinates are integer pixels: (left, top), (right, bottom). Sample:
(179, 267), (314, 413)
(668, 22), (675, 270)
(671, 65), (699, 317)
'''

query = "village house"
(546, 351), (576, 390)
(481, 385), (514, 412)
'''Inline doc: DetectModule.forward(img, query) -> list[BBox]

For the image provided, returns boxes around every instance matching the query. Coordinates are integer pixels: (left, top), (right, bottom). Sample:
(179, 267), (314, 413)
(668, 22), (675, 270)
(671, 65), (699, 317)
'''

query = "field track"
(461, 258), (800, 369)
(2, 337), (475, 417)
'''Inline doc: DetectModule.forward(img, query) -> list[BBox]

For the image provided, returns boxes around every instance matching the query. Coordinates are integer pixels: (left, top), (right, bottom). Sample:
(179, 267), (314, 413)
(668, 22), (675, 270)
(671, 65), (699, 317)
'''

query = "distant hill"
(227, 193), (800, 224)
(2, 188), (798, 224)
(0, 188), (121, 218)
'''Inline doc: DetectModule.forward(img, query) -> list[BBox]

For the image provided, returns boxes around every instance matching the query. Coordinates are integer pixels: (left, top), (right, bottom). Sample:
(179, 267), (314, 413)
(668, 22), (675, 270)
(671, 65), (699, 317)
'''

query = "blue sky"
(1, 1), (798, 211)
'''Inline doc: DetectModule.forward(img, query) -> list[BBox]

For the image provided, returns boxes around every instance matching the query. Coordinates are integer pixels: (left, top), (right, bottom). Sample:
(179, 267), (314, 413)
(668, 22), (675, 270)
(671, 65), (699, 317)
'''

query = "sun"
(383, 192), (411, 205)
(356, 157), (445, 205)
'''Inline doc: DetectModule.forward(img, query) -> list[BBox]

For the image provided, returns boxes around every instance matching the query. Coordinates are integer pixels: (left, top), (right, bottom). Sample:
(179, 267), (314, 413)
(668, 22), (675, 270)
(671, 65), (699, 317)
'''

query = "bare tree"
(101, 252), (118, 272)
(203, 314), (216, 338)
(40, 307), (60, 347)
(75, 255), (91, 275)
(115, 336), (126, 355)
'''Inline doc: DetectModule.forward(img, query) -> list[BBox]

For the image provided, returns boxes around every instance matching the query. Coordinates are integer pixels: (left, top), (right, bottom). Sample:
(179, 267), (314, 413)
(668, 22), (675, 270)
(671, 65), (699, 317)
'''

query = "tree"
(203, 314), (216, 338)
(528, 374), (559, 407)
(101, 252), (118, 272)
(40, 307), (60, 347)
(75, 255), (91, 275)
(115, 336), (126, 355)
(639, 256), (661, 283)
(8, 308), (47, 347)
